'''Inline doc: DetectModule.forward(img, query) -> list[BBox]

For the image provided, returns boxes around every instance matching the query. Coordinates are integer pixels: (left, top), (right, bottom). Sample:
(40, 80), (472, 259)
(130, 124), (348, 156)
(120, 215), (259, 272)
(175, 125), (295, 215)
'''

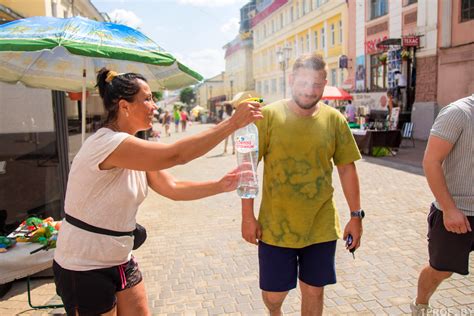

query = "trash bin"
(201, 114), (208, 124)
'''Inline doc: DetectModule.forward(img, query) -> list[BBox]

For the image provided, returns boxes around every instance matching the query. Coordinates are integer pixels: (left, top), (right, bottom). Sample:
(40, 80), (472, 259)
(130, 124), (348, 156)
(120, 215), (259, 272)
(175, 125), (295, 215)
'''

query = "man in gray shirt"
(411, 95), (474, 315)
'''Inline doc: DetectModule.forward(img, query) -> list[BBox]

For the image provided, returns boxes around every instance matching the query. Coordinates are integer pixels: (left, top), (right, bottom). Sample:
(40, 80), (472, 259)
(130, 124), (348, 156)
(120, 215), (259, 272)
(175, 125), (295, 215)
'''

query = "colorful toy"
(7, 216), (62, 253)
(0, 236), (16, 253)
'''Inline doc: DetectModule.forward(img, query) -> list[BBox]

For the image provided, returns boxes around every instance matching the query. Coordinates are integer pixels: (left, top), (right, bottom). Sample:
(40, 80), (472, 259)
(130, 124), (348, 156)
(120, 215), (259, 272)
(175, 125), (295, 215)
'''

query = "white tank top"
(54, 128), (148, 270)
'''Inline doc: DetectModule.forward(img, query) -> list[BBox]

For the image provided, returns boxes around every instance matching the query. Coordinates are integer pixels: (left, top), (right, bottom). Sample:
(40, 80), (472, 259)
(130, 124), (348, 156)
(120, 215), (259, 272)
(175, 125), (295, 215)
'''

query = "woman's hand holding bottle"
(230, 99), (263, 129)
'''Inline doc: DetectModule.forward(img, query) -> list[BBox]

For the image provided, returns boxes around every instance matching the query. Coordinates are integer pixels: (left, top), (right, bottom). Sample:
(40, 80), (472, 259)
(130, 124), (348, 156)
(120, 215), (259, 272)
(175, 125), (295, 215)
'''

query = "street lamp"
(276, 44), (292, 97)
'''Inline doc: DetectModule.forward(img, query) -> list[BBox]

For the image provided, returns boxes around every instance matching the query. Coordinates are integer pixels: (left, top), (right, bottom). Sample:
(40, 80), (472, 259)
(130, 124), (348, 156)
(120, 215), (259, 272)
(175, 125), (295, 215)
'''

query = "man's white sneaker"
(410, 300), (432, 316)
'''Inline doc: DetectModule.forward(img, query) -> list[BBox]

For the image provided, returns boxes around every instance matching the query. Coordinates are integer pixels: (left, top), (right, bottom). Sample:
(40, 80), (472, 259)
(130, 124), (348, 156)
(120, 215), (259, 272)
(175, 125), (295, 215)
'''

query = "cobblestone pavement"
(1, 122), (473, 315)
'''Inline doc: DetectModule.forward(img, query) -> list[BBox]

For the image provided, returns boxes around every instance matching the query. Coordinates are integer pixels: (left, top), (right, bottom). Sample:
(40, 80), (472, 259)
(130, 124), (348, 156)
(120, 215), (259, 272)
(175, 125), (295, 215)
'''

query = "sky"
(93, 0), (248, 80)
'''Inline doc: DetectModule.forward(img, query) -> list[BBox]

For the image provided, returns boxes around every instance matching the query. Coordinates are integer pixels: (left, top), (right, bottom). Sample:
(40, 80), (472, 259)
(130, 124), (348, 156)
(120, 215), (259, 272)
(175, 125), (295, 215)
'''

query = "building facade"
(347, 0), (473, 140)
(251, 0), (349, 103)
(0, 0), (104, 233)
(0, 0), (103, 21)
(223, 1), (256, 100)
(196, 72), (227, 116)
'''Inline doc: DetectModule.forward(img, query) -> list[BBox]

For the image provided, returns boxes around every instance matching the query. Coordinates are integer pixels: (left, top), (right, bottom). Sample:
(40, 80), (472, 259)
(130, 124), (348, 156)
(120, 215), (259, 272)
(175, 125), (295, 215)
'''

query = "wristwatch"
(350, 209), (365, 219)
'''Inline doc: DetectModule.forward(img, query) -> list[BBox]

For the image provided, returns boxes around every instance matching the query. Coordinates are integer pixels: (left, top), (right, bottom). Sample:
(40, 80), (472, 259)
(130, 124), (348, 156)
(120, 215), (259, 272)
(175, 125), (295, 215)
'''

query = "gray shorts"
(427, 204), (474, 275)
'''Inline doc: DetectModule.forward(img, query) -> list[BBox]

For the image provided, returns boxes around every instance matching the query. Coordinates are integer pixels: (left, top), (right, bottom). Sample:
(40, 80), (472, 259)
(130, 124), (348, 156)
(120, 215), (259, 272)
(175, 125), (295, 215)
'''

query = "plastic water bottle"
(235, 123), (259, 198)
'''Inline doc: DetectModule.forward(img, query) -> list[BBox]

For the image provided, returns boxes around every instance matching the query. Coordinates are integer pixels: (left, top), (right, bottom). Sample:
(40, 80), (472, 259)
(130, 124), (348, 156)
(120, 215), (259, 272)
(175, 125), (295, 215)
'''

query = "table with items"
(351, 129), (402, 156)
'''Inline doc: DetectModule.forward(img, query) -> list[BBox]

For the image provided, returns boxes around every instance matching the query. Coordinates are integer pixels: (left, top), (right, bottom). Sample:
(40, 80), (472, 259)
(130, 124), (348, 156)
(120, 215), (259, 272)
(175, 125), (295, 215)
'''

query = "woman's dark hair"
(96, 67), (147, 124)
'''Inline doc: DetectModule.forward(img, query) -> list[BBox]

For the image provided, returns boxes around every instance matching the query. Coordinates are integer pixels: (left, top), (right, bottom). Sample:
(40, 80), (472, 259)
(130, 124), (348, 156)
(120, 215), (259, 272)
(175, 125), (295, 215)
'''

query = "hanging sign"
(402, 36), (419, 47)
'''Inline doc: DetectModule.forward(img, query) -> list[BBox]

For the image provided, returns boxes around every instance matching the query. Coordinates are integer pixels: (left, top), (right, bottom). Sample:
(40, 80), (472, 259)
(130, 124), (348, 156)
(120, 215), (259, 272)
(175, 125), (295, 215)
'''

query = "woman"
(162, 110), (171, 137)
(180, 109), (188, 132)
(53, 68), (262, 316)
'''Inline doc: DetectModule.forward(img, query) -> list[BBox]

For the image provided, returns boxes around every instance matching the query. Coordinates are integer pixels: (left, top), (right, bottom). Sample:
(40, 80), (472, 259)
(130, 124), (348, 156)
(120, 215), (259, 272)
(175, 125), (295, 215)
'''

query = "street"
(1, 122), (473, 315)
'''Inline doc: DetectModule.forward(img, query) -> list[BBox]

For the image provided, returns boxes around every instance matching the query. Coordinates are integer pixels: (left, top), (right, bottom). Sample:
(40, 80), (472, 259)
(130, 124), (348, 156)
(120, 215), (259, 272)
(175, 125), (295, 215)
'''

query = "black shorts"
(427, 204), (474, 275)
(259, 240), (337, 292)
(53, 256), (142, 315)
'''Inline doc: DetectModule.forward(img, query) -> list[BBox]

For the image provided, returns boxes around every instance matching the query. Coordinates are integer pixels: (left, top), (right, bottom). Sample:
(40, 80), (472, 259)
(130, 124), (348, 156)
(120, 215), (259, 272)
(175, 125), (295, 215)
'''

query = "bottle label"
(235, 134), (257, 153)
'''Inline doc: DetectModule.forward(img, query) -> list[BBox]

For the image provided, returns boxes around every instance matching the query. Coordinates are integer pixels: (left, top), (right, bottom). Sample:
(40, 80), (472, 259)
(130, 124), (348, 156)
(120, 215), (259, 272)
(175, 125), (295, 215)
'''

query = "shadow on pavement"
(361, 139), (427, 176)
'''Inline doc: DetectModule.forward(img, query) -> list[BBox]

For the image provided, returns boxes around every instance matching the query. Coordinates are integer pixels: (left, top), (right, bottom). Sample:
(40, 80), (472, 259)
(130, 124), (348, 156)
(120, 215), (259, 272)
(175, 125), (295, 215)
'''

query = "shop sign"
(365, 36), (388, 54)
(339, 55), (348, 69)
(402, 36), (419, 47)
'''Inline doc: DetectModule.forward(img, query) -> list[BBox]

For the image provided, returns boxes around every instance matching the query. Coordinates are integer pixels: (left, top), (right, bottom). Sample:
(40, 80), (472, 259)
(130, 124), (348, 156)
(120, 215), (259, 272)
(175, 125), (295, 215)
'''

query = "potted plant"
(401, 49), (411, 61)
(378, 53), (387, 65)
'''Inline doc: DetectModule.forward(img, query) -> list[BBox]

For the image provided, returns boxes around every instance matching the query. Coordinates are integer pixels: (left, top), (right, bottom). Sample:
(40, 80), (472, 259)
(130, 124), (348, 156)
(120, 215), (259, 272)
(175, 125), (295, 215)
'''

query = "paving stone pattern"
(1, 123), (472, 315)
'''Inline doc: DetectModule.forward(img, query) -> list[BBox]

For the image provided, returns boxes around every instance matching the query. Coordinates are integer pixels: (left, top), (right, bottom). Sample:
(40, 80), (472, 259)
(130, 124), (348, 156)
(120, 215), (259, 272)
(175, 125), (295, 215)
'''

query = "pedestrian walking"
(52, 68), (263, 316)
(162, 110), (171, 137)
(173, 106), (180, 132)
(240, 53), (364, 316)
(411, 95), (473, 316)
(180, 109), (188, 132)
(222, 103), (235, 155)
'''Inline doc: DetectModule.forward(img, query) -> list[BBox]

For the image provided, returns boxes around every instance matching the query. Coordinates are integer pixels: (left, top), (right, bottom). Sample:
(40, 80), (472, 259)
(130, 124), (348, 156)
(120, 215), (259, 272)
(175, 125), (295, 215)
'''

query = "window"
(331, 69), (337, 86)
(330, 24), (335, 46)
(263, 25), (267, 37)
(280, 77), (284, 93)
(64, 10), (68, 18)
(321, 27), (325, 49)
(257, 81), (262, 94)
(339, 21), (343, 43)
(314, 31), (318, 50)
(272, 20), (275, 33)
(264, 80), (269, 94)
(370, 0), (388, 20)
(370, 54), (387, 90)
(290, 6), (294, 22)
(271, 78), (277, 93)
(461, 0), (474, 22)
(296, 3), (300, 18)
(306, 33), (310, 51)
(280, 13), (284, 28)
(300, 37), (304, 53)
(302, 0), (307, 15)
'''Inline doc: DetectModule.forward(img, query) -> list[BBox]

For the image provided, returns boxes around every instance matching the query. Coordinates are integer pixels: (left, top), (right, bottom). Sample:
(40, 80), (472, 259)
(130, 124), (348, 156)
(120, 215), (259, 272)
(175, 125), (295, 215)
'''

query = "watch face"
(352, 210), (365, 218)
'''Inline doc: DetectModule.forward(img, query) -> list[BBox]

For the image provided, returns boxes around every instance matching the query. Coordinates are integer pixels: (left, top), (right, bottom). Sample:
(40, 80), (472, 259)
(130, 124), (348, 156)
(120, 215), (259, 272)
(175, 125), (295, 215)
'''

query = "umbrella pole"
(81, 60), (87, 144)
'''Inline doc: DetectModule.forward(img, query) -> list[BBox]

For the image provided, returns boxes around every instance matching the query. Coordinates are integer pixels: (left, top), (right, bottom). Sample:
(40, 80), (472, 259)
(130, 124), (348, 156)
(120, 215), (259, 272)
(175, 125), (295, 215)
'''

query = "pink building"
(347, 0), (474, 140)
(436, 0), (474, 107)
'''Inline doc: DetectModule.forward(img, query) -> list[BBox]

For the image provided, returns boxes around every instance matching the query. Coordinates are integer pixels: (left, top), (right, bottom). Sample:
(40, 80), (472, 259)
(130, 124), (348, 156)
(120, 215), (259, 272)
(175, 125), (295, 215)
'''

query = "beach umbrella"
(321, 86), (353, 101)
(0, 16), (203, 143)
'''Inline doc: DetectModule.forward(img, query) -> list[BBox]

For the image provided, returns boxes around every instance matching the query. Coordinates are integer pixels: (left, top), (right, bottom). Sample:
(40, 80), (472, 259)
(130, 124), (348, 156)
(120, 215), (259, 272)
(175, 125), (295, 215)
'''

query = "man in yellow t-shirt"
(241, 53), (363, 316)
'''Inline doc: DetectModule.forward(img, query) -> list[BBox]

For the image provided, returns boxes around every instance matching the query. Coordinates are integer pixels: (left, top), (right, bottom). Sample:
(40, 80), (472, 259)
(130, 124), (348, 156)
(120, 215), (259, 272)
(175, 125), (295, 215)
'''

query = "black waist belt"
(65, 214), (133, 237)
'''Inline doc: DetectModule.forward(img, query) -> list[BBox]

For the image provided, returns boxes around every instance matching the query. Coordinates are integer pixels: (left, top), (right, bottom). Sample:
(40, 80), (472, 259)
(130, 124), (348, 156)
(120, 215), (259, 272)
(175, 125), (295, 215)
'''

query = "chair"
(401, 122), (415, 147)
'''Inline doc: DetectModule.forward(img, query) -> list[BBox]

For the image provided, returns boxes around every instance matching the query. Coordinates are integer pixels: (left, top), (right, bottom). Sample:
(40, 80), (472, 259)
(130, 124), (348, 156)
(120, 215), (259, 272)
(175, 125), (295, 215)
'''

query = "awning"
(376, 38), (401, 48)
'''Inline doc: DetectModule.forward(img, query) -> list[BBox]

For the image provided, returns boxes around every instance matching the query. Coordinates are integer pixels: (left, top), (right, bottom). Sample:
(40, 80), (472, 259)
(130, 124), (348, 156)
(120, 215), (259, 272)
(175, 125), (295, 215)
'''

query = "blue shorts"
(258, 240), (337, 292)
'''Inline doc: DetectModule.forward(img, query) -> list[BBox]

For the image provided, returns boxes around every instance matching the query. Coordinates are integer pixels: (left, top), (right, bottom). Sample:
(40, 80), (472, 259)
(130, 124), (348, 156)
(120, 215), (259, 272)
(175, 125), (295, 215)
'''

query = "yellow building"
(252, 0), (349, 102)
(196, 72), (227, 115)
(223, 35), (255, 100)
(0, 0), (103, 21)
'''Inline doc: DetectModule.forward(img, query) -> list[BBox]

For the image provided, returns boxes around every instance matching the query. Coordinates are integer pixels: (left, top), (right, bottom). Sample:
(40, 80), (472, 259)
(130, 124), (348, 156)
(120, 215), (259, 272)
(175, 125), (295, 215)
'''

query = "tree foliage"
(179, 87), (195, 105)
(152, 91), (163, 101)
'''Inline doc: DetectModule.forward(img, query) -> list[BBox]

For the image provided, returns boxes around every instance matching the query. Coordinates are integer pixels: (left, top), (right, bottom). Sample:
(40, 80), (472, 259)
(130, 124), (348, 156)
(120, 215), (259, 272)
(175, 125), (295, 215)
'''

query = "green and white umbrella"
(0, 16), (203, 143)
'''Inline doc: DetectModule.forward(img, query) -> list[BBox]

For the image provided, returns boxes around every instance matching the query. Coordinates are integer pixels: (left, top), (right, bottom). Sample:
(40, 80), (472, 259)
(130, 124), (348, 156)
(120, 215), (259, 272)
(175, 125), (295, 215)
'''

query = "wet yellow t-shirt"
(255, 100), (361, 248)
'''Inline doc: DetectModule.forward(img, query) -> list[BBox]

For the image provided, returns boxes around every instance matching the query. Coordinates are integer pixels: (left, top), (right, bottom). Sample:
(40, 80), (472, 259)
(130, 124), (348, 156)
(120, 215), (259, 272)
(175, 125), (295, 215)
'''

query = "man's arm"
(241, 199), (261, 245)
(423, 135), (471, 234)
(337, 162), (363, 251)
